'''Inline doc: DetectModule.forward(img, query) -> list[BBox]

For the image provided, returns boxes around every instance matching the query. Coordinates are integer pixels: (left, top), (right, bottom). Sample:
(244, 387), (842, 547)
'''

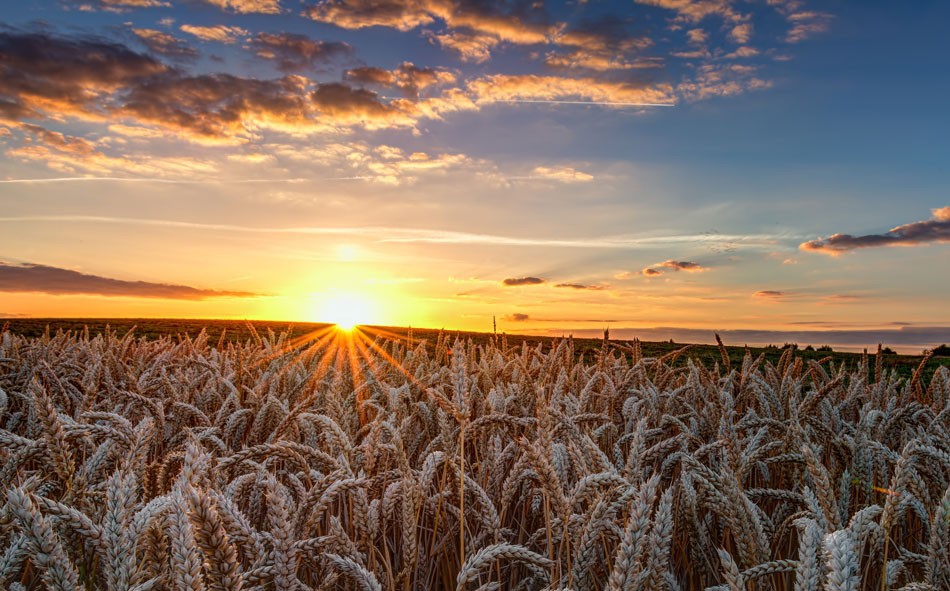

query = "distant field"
(3, 317), (948, 382)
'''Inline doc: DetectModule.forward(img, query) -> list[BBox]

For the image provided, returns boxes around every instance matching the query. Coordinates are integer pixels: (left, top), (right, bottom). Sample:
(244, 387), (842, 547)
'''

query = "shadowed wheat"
(0, 326), (948, 590)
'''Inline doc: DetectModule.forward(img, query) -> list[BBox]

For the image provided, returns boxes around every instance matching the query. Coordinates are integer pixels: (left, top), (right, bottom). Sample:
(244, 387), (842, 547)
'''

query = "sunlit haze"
(0, 1), (948, 352)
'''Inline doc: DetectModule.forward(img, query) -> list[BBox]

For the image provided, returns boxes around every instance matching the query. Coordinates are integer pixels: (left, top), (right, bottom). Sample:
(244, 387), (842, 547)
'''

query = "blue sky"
(0, 0), (947, 351)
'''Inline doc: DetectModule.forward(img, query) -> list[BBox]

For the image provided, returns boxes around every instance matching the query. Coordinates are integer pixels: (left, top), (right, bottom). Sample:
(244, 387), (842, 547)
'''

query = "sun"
(319, 292), (376, 330)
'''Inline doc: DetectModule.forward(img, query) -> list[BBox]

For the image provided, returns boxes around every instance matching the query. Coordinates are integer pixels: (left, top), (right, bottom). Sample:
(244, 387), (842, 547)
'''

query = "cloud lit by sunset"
(0, 1), (947, 351)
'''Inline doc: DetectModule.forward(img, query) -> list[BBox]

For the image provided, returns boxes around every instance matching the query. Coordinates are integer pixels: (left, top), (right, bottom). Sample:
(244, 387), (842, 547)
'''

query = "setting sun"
(319, 292), (377, 330)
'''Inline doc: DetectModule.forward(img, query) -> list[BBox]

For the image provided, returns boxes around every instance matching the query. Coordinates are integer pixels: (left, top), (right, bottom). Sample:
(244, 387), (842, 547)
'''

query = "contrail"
(0, 176), (374, 185)
(475, 99), (675, 107)
(378, 95), (675, 108)
(0, 215), (798, 249)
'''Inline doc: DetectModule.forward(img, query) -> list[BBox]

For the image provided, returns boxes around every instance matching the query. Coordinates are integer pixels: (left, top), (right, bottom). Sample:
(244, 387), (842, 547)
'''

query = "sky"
(0, 0), (948, 352)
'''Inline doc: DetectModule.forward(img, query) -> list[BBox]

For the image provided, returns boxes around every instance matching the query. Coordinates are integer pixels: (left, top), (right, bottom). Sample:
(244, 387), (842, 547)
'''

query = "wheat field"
(1, 326), (948, 591)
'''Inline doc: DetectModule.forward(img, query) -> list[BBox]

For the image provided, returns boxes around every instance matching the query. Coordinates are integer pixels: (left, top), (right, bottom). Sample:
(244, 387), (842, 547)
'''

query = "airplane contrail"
(475, 99), (676, 107)
(0, 215), (798, 249)
(378, 95), (675, 108)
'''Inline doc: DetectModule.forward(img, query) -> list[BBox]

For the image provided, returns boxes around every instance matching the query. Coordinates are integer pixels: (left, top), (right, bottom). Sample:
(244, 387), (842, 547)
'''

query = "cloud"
(179, 25), (248, 44)
(555, 283), (606, 290)
(800, 207), (950, 254)
(635, 0), (742, 23)
(529, 166), (594, 183)
(504, 313), (530, 322)
(72, 0), (170, 10)
(119, 73), (316, 140)
(0, 262), (258, 299)
(200, 0), (281, 15)
(427, 31), (499, 63)
(305, 0), (555, 45)
(345, 62), (456, 97)
(754, 290), (785, 298)
(730, 22), (753, 44)
(0, 28), (467, 140)
(687, 28), (708, 44)
(784, 11), (832, 43)
(304, 0), (436, 31)
(639, 260), (705, 276)
(502, 276), (546, 286)
(543, 48), (646, 72)
(8, 122), (218, 177)
(0, 31), (168, 121)
(659, 260), (704, 271)
(16, 123), (97, 157)
(251, 33), (354, 73)
(545, 22), (654, 72)
(132, 28), (197, 59)
(468, 74), (676, 106)
(678, 63), (772, 101)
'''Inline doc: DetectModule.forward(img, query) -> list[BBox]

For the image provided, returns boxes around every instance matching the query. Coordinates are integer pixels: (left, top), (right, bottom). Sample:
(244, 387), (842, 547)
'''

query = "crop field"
(1, 324), (950, 591)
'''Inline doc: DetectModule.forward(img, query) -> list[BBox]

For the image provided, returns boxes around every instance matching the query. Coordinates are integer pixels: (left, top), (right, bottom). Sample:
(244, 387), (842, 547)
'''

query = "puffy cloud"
(642, 268), (663, 276)
(120, 73), (315, 140)
(784, 11), (832, 43)
(0, 31), (168, 122)
(800, 207), (950, 254)
(428, 31), (499, 63)
(502, 276), (546, 286)
(0, 262), (258, 299)
(345, 62), (456, 97)
(251, 33), (354, 73)
(132, 28), (197, 59)
(724, 46), (759, 59)
(635, 0), (742, 23)
(309, 83), (417, 129)
(305, 0), (436, 31)
(687, 28), (708, 44)
(678, 63), (771, 101)
(468, 74), (675, 106)
(0, 29), (468, 141)
(306, 0), (555, 45)
(179, 25), (248, 44)
(200, 0), (281, 15)
(729, 22), (752, 44)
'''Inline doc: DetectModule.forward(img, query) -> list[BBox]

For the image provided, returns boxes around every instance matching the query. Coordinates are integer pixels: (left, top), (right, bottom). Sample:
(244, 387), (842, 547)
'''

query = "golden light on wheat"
(0, 325), (948, 591)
